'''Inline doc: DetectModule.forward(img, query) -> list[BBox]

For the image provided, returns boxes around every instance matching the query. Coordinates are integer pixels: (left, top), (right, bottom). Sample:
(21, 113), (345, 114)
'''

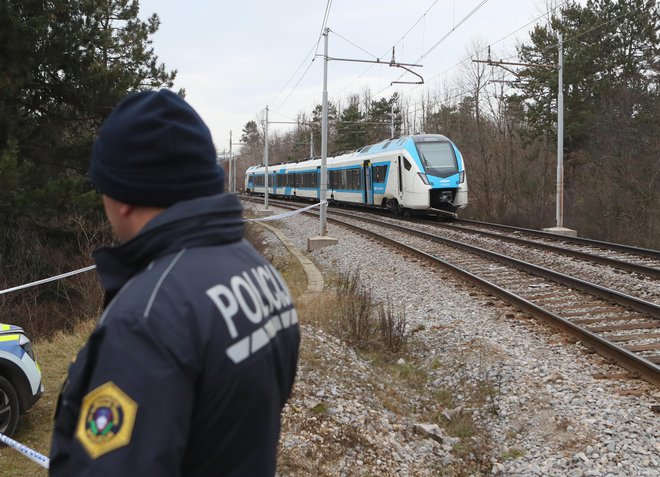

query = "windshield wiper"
(419, 153), (431, 170)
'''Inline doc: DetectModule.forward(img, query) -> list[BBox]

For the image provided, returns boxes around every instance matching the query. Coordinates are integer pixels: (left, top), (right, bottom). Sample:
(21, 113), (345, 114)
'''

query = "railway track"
(244, 197), (660, 386)
(447, 218), (660, 278)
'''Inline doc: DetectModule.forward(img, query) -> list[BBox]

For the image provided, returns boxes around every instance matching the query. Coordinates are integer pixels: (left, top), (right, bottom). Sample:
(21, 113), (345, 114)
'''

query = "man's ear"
(118, 203), (134, 217)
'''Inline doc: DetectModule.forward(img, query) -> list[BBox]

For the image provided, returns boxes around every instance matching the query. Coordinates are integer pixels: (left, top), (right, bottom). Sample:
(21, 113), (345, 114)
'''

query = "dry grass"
(304, 268), (411, 356)
(0, 216), (108, 340)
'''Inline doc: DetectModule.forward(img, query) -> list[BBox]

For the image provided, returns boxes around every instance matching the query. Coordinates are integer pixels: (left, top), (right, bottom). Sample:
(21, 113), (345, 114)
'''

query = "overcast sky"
(137, 0), (579, 153)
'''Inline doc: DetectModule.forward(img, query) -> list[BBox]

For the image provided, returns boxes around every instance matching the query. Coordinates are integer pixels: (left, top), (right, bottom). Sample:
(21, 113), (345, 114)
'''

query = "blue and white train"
(245, 134), (468, 217)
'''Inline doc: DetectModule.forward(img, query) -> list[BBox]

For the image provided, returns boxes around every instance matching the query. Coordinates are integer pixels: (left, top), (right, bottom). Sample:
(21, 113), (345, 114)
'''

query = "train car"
(245, 134), (467, 217)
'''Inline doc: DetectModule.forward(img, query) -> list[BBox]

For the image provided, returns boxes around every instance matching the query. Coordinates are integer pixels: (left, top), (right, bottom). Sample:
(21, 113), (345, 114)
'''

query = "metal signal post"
(316, 27), (422, 241)
(263, 106), (269, 209)
(473, 35), (574, 235)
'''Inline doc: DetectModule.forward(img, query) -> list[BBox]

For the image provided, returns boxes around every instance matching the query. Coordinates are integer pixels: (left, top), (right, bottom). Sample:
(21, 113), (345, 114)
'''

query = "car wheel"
(0, 376), (19, 437)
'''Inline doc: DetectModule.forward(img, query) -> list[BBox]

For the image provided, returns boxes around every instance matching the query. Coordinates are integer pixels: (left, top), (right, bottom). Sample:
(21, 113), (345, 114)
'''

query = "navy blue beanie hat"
(90, 89), (224, 207)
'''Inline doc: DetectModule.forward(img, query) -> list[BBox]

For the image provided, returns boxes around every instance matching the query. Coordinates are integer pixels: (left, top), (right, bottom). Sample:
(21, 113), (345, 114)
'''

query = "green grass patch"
(500, 448), (525, 460)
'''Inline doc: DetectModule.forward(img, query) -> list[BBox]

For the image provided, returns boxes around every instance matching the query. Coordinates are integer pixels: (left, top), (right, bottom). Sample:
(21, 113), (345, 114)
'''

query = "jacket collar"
(93, 193), (244, 304)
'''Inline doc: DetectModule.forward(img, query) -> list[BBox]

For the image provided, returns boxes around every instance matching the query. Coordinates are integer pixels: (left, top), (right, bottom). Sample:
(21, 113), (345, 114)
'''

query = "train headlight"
(417, 172), (430, 185)
(459, 171), (465, 183)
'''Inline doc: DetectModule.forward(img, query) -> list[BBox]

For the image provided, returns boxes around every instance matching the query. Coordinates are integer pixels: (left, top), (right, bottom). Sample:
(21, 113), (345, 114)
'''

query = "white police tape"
(243, 200), (326, 222)
(0, 265), (98, 296)
(0, 202), (325, 297)
(0, 432), (50, 469)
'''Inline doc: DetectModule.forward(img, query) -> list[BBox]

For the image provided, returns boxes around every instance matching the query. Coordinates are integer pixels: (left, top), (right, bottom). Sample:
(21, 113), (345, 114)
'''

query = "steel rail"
(328, 210), (660, 319)
(243, 194), (660, 268)
(242, 197), (660, 386)
(437, 222), (660, 279)
(324, 214), (660, 387)
(453, 218), (660, 260)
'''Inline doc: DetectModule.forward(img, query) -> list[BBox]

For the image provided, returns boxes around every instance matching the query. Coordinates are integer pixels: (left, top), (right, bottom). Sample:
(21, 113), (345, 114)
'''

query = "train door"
(246, 173), (253, 193)
(395, 154), (415, 207)
(316, 165), (321, 200)
(363, 160), (374, 205)
(397, 156), (404, 202)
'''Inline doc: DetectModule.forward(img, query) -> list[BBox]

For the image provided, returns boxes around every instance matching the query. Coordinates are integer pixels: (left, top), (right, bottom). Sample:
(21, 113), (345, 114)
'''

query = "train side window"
(330, 170), (339, 189)
(373, 165), (386, 182)
(403, 157), (412, 171)
(347, 168), (360, 189)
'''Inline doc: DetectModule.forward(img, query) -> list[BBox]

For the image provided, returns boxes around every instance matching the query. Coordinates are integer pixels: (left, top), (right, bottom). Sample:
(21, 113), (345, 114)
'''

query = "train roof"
(355, 134), (451, 157)
(245, 134), (454, 172)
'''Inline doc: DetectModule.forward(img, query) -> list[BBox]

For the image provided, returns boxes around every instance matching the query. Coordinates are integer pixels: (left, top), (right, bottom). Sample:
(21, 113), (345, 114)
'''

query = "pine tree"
(0, 0), (177, 293)
(0, 0), (175, 223)
(335, 98), (365, 153)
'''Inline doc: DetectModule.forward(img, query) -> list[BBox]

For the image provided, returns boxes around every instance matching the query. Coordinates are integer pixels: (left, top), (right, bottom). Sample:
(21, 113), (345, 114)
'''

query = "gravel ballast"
(250, 204), (660, 477)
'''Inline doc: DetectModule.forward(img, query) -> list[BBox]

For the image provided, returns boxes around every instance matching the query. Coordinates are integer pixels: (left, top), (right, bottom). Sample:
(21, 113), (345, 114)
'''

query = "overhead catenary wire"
(420, 0), (652, 103)
(272, 56), (318, 113)
(416, 0), (491, 63)
(329, 28), (380, 60)
(396, 2), (653, 135)
(315, 0), (334, 56)
(404, 0), (646, 99)
(275, 0), (490, 128)
(330, 0), (443, 100)
(269, 40), (319, 109)
(391, 0), (441, 52)
(277, 0), (565, 132)
(377, 0), (573, 100)
(271, 0), (334, 114)
(269, 0), (642, 139)
(274, 0), (497, 133)
(385, 0), (491, 89)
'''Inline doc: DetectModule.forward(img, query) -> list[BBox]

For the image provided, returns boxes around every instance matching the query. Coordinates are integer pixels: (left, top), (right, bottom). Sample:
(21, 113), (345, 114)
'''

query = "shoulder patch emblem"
(75, 381), (137, 459)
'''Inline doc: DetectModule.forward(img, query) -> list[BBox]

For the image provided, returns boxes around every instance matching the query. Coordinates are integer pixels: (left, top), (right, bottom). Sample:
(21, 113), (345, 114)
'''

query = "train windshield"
(416, 141), (457, 177)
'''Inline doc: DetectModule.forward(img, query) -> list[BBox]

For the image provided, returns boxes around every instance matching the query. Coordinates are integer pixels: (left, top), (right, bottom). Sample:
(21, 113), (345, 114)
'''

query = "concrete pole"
(229, 130), (233, 192)
(556, 32), (564, 228)
(310, 130), (314, 158)
(391, 102), (395, 138)
(320, 27), (329, 236)
(264, 105), (269, 209)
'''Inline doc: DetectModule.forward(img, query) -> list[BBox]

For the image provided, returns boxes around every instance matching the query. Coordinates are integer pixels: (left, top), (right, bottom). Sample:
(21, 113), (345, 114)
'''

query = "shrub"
(378, 300), (408, 354)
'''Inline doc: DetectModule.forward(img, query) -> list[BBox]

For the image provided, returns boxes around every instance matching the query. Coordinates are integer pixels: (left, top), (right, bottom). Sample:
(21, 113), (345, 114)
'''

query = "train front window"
(416, 141), (457, 177)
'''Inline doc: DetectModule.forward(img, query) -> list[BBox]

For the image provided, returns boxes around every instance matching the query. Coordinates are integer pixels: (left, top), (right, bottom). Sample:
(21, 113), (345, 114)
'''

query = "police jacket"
(50, 193), (300, 477)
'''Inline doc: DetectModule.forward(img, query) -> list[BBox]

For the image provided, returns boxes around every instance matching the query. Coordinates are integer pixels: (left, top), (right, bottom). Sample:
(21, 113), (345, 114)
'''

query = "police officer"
(49, 89), (300, 476)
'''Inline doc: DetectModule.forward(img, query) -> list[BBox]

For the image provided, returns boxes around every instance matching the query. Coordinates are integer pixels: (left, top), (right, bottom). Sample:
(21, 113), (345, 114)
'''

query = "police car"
(0, 323), (43, 436)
